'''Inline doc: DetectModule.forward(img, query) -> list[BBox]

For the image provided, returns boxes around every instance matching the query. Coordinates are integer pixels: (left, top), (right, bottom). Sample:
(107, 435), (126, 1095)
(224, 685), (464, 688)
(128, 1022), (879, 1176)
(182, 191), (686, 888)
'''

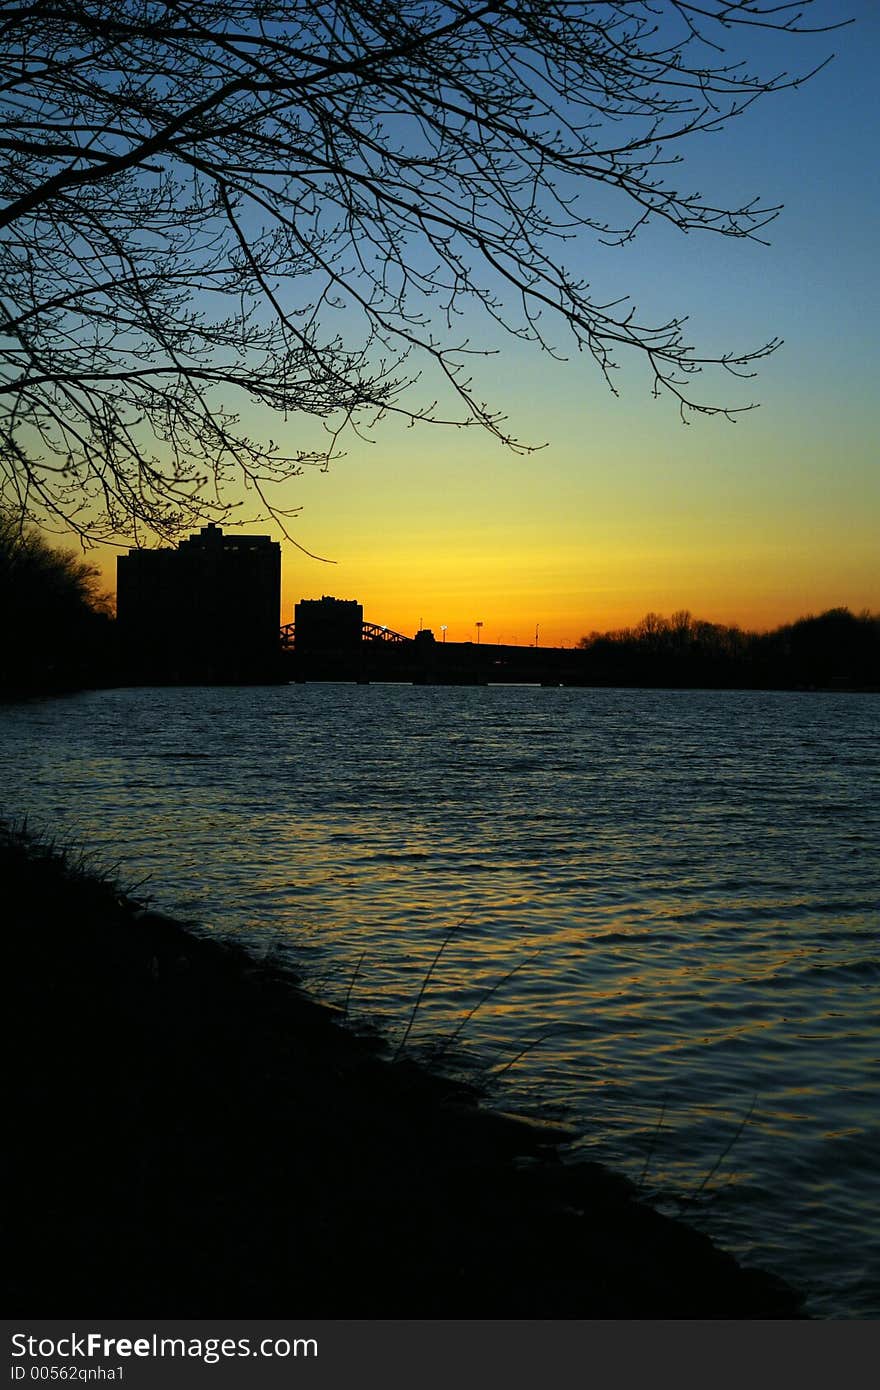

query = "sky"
(96, 2), (878, 648)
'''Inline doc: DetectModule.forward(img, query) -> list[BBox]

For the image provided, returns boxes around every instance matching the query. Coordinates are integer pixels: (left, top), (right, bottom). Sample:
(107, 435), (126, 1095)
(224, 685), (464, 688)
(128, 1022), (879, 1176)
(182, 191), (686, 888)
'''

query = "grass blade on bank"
(430, 950), (540, 1064)
(343, 950), (366, 1022)
(639, 1093), (669, 1192)
(683, 1094), (758, 1208)
(489, 1033), (550, 1081)
(393, 914), (470, 1062)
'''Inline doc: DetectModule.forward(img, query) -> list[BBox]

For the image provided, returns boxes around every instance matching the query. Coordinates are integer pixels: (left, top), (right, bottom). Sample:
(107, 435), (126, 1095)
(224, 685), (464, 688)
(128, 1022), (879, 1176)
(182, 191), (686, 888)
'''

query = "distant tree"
(783, 607), (880, 686)
(0, 1), (837, 544)
(634, 612), (670, 647)
(0, 511), (112, 688)
(577, 607), (879, 688)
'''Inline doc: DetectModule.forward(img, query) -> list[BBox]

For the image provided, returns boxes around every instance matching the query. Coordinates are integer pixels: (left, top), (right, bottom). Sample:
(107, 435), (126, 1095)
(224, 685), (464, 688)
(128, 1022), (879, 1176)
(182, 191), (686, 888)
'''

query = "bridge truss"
(280, 620), (409, 651)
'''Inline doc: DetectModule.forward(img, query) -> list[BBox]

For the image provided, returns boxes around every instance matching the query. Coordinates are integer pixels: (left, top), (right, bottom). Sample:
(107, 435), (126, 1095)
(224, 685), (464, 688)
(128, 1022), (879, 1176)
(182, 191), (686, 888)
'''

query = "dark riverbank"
(3, 825), (803, 1318)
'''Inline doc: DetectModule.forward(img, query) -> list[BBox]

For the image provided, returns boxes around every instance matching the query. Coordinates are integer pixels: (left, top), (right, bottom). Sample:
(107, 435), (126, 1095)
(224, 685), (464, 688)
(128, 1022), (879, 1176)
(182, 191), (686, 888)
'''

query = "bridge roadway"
(281, 632), (588, 685)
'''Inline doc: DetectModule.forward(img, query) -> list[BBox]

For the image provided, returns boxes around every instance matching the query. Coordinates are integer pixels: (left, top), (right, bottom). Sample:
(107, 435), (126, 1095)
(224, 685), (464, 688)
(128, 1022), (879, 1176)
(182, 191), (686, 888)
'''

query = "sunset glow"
(84, 3), (878, 650)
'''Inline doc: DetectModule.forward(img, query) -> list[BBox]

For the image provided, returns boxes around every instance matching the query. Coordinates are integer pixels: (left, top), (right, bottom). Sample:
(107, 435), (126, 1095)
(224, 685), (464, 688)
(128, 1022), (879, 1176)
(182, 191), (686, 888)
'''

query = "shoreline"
(3, 823), (804, 1318)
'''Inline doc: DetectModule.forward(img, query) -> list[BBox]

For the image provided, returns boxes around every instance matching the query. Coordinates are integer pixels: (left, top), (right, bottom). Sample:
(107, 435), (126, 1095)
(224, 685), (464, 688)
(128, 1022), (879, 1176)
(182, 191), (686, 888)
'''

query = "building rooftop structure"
(293, 596), (364, 657)
(117, 524), (281, 682)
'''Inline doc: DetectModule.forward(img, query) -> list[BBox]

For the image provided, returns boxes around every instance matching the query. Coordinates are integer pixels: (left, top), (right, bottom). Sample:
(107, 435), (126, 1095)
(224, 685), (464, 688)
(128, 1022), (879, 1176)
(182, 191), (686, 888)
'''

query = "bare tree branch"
(0, 1), (840, 543)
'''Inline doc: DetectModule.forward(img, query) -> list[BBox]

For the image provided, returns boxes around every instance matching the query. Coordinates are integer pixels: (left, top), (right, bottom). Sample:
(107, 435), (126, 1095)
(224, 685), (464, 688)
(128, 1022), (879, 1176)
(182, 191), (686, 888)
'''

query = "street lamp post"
(475, 621), (483, 645)
(441, 625), (447, 643)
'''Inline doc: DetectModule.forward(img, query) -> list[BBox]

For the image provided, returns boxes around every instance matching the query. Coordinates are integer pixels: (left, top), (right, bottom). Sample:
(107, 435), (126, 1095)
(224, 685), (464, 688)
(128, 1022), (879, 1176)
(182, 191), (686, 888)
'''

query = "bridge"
(280, 619), (409, 650)
(280, 619), (587, 685)
(280, 597), (586, 684)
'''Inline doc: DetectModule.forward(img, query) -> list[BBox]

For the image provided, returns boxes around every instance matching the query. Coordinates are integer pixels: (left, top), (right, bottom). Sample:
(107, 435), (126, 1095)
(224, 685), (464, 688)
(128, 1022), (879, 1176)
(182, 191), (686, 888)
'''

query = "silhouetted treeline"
(577, 608), (880, 690)
(0, 516), (115, 695)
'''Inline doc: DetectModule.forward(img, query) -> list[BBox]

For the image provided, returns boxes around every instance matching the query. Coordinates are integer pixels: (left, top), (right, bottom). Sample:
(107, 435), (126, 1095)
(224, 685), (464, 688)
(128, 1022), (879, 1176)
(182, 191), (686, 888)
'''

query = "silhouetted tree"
(0, 512), (113, 689)
(577, 607), (879, 689)
(763, 608), (880, 688)
(0, 2), (836, 544)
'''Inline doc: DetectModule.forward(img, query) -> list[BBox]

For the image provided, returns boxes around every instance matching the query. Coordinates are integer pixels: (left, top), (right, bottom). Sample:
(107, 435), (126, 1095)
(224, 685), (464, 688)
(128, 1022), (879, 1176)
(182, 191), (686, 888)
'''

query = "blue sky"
(99, 2), (879, 643)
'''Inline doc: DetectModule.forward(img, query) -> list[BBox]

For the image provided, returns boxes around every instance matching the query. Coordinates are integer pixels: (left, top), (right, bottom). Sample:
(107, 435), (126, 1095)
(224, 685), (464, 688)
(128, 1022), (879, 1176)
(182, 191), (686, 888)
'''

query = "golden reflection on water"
(0, 682), (878, 1315)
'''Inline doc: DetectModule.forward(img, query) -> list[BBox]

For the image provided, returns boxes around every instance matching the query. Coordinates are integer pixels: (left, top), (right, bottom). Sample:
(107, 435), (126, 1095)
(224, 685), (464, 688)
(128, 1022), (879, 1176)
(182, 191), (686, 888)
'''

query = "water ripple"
(1, 683), (878, 1315)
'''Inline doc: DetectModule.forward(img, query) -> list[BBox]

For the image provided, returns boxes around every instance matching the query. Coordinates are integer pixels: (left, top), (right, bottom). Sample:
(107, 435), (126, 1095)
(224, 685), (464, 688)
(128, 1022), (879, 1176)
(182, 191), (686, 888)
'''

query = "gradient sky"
(96, 2), (878, 647)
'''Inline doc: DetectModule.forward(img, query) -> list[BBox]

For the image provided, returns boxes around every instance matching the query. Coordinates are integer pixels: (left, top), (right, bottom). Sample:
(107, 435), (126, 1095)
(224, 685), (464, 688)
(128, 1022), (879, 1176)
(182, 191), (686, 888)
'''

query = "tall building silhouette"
(117, 524), (281, 681)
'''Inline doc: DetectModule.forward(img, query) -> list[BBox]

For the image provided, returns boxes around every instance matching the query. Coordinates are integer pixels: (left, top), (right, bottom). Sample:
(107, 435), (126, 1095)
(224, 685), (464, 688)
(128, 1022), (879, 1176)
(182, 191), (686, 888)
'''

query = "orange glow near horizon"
(95, 533), (878, 647)
(94, 537), (880, 649)
(91, 411), (879, 648)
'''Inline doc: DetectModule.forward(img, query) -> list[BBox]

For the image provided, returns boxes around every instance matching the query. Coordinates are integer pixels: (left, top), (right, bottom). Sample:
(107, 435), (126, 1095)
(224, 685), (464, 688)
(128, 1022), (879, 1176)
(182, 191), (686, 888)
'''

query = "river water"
(2, 683), (877, 1316)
